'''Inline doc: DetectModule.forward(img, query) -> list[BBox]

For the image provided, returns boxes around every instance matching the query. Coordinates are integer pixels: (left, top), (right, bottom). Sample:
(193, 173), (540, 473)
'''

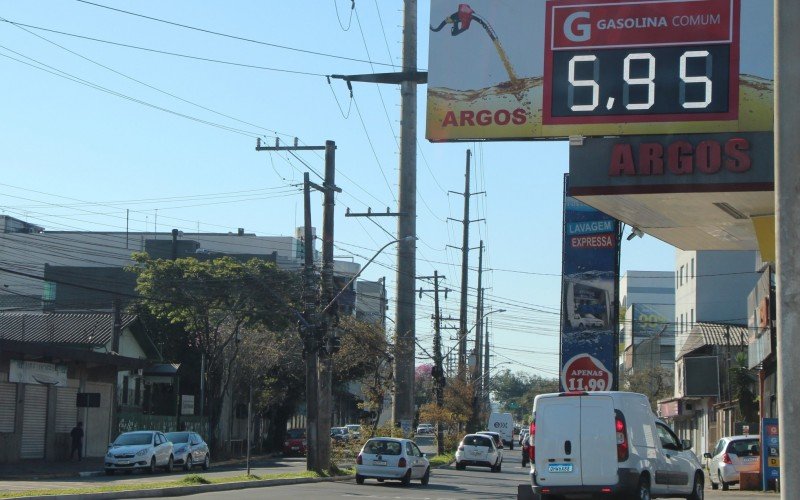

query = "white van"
(519, 391), (704, 500)
(488, 412), (515, 450)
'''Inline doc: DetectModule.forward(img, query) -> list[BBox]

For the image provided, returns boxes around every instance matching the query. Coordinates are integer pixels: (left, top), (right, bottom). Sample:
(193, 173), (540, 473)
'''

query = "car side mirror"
(681, 439), (692, 451)
(422, 453), (427, 459)
(703, 452), (712, 459)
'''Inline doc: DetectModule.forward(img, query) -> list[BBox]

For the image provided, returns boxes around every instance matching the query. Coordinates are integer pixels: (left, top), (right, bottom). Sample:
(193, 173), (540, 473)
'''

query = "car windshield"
(332, 428), (346, 435)
(165, 432), (190, 443)
(727, 438), (760, 456)
(464, 435), (493, 447)
(364, 440), (402, 455)
(346, 425), (360, 432)
(114, 432), (153, 446)
(287, 429), (305, 439)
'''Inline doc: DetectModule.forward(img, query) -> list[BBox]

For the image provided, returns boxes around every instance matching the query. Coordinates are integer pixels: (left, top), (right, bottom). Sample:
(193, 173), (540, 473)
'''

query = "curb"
(6, 474), (354, 500)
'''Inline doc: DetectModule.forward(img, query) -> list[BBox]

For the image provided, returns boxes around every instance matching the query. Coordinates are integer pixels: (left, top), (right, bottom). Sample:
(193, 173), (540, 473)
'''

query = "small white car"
(105, 431), (174, 475)
(356, 437), (430, 486)
(455, 433), (503, 472)
(416, 423), (434, 434)
(706, 435), (761, 490)
(165, 431), (211, 471)
(345, 424), (363, 439)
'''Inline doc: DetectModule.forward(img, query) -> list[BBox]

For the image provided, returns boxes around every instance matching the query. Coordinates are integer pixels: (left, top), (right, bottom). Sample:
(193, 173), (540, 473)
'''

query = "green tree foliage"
(619, 366), (674, 411)
(490, 370), (559, 422)
(130, 253), (300, 449)
(729, 351), (758, 423)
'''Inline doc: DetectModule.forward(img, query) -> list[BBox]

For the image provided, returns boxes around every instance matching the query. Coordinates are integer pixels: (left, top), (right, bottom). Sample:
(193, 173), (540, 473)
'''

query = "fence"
(117, 412), (205, 436)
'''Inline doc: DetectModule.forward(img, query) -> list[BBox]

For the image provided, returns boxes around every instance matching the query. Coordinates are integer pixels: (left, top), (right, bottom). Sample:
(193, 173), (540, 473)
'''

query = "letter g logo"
(564, 11), (591, 42)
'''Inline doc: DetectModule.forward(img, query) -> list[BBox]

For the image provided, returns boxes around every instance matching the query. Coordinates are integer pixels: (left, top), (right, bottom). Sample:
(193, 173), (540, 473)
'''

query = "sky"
(0, 0), (676, 379)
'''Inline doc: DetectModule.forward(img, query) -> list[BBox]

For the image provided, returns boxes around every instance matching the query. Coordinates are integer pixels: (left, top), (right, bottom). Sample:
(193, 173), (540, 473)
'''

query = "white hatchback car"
(356, 437), (430, 486)
(455, 433), (502, 472)
(705, 435), (761, 490)
(105, 431), (174, 475)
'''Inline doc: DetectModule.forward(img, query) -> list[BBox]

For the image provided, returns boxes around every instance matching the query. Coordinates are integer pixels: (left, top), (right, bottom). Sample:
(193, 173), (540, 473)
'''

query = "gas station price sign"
(543, 0), (739, 126)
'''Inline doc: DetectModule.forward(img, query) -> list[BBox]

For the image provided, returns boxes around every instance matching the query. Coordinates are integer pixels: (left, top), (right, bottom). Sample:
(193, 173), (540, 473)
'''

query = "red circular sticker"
(561, 354), (613, 392)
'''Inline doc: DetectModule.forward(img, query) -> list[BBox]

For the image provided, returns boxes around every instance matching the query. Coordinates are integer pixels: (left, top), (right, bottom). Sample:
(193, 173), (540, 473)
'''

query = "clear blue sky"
(0, 0), (675, 378)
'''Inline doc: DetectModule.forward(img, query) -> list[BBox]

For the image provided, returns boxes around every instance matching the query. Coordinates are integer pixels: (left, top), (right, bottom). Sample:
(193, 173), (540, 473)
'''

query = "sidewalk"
(0, 453), (279, 480)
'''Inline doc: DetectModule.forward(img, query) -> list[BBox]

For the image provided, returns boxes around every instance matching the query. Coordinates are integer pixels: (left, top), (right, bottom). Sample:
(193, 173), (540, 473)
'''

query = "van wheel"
(632, 475), (651, 500)
(687, 471), (704, 500)
(355, 474), (364, 485)
(720, 470), (729, 491)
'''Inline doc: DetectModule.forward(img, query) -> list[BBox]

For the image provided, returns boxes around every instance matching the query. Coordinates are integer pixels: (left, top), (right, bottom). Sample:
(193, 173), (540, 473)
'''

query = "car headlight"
(135, 448), (150, 456)
(106, 451), (113, 458)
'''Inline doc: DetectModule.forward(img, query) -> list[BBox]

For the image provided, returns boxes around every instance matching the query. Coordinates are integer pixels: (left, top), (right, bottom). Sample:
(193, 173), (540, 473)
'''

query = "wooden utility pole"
(419, 272), (448, 454)
(256, 139), (340, 472)
(471, 242), (484, 431)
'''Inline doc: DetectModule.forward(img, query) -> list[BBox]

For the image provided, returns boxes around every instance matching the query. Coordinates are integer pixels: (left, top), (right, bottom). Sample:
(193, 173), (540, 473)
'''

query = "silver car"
(105, 431), (174, 475)
(165, 431), (211, 471)
(705, 435), (761, 490)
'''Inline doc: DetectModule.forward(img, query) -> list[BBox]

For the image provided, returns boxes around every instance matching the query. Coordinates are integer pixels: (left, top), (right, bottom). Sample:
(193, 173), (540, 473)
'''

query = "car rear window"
(464, 435), (492, 447)
(727, 439), (760, 456)
(364, 440), (402, 455)
(165, 432), (189, 443)
(287, 429), (305, 439)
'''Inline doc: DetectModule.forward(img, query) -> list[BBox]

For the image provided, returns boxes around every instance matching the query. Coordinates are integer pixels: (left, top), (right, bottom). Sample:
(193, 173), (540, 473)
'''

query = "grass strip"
(0, 471), (322, 498)
(428, 452), (455, 467)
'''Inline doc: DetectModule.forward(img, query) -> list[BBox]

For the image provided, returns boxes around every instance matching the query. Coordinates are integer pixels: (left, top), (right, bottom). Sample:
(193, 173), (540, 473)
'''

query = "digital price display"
(544, 0), (739, 125)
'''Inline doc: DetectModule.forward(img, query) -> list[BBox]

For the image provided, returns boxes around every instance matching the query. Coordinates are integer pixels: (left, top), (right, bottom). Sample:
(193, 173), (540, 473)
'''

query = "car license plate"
(743, 457), (757, 462)
(548, 463), (573, 473)
(373, 460), (387, 466)
(292, 446), (299, 450)
(118, 460), (129, 465)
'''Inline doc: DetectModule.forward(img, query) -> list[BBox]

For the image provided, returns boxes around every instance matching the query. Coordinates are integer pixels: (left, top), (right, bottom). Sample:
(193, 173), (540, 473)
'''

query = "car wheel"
(376, 478), (384, 482)
(355, 474), (365, 485)
(401, 469), (412, 486)
(510, 442), (514, 451)
(522, 456), (529, 467)
(147, 457), (156, 474)
(184, 454), (192, 472)
(202, 454), (210, 470)
(421, 467), (430, 486)
(164, 455), (174, 473)
(123, 470), (132, 475)
(720, 470), (729, 491)
(104, 469), (114, 476)
(456, 462), (465, 470)
(631, 475), (651, 500)
(687, 471), (704, 500)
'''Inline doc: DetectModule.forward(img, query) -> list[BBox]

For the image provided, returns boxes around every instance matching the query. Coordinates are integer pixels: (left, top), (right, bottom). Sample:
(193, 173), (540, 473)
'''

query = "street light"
(320, 236), (417, 315)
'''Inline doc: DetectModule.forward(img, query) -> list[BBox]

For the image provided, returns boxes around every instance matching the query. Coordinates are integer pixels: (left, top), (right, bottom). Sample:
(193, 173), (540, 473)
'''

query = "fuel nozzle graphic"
(431, 3), (519, 86)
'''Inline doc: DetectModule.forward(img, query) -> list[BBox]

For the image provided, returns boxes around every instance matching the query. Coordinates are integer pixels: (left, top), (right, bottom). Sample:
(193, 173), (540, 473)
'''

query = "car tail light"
(529, 421), (536, 462)
(722, 453), (732, 464)
(615, 410), (629, 462)
(398, 457), (407, 468)
(356, 453), (363, 465)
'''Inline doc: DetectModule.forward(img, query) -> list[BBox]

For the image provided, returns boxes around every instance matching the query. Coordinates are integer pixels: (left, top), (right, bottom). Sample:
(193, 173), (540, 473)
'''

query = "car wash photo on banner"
(560, 174), (619, 392)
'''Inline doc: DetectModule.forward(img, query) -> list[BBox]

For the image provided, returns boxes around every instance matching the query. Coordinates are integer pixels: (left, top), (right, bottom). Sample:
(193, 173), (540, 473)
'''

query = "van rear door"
(535, 394), (617, 487)
(535, 396), (583, 486)
(579, 395), (617, 485)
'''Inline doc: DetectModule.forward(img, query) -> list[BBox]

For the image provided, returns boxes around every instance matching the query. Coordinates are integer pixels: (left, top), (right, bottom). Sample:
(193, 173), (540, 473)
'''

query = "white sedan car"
(706, 435), (761, 490)
(455, 433), (502, 472)
(105, 431), (174, 475)
(356, 437), (430, 486)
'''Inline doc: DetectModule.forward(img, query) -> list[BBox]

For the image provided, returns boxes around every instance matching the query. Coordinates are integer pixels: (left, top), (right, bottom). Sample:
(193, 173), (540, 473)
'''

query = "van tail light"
(722, 453), (732, 464)
(615, 410), (629, 462)
(398, 457), (407, 468)
(356, 453), (363, 465)
(529, 421), (536, 462)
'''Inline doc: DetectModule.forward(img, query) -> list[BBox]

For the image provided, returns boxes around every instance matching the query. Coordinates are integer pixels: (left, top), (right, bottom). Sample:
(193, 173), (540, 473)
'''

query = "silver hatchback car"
(165, 431), (211, 471)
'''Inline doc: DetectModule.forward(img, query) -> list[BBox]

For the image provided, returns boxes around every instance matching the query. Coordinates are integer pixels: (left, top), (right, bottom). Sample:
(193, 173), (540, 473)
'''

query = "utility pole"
(448, 150), (485, 378)
(420, 272), (447, 454)
(256, 139), (340, 472)
(484, 313), (491, 411)
(776, 0), (800, 491)
(318, 141), (337, 472)
(470, 242), (484, 431)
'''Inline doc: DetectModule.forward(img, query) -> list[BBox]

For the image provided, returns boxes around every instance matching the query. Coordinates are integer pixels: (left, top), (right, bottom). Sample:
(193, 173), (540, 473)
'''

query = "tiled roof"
(0, 312), (136, 346)
(677, 322), (749, 360)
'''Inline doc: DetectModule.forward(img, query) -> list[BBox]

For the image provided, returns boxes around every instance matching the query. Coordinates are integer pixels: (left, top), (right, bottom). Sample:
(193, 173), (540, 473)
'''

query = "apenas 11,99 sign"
(426, 0), (773, 141)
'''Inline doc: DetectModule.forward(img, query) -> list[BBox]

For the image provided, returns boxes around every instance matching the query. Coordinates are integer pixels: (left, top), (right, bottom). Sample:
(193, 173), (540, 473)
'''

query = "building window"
(122, 376), (129, 405)
(679, 266), (684, 286)
(690, 258), (695, 279)
(134, 378), (141, 406)
(691, 309), (694, 327)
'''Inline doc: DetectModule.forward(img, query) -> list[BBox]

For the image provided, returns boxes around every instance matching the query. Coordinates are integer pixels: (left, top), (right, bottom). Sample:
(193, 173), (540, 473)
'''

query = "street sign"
(561, 353), (613, 392)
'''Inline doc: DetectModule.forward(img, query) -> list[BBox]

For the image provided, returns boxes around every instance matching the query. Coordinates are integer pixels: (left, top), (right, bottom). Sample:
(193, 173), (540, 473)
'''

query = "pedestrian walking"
(70, 422), (84, 461)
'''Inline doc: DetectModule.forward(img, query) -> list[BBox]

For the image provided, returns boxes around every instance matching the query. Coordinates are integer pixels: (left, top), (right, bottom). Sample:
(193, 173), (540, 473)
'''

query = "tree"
(490, 370), (559, 422)
(130, 253), (300, 451)
(729, 351), (758, 423)
(620, 366), (674, 411)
